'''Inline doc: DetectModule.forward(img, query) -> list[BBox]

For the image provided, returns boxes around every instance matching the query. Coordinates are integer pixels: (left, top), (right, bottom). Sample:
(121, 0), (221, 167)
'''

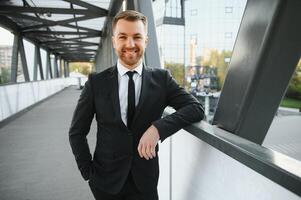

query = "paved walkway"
(0, 86), (96, 200)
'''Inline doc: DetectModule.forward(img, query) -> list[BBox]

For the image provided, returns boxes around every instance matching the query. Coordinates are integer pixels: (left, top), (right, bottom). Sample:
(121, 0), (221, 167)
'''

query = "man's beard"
(119, 47), (144, 67)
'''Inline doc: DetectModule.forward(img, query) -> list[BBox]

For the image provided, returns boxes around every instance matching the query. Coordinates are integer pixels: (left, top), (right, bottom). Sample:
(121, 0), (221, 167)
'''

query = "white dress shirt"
(117, 60), (143, 126)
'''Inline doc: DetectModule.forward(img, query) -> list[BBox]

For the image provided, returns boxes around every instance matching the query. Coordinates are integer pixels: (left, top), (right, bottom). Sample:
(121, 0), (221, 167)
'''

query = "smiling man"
(69, 10), (204, 200)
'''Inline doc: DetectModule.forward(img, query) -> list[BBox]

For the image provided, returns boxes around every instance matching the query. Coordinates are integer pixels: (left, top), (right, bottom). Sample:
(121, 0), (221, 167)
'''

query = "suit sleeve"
(153, 70), (204, 142)
(69, 74), (95, 181)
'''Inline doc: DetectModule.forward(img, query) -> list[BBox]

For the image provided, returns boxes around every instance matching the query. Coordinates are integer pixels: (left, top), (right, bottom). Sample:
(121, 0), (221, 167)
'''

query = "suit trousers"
(88, 172), (159, 200)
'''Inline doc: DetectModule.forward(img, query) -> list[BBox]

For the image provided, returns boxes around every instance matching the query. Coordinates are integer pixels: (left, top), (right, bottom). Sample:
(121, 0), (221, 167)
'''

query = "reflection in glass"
(153, 0), (247, 121)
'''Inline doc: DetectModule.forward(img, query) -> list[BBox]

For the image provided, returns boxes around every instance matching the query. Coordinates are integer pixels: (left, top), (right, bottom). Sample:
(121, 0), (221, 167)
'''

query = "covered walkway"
(0, 87), (95, 200)
(0, 0), (301, 199)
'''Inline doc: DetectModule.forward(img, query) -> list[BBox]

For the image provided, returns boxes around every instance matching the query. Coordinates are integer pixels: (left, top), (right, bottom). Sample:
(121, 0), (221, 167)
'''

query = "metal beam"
(54, 55), (59, 78)
(62, 0), (108, 16)
(46, 51), (53, 79)
(23, 22), (101, 33)
(212, 0), (301, 144)
(10, 34), (19, 82)
(56, 49), (97, 53)
(41, 35), (98, 44)
(0, 6), (102, 16)
(33, 45), (38, 81)
(5, 13), (99, 31)
(0, 16), (20, 34)
(37, 45), (44, 80)
(46, 41), (99, 46)
(24, 31), (101, 36)
(18, 36), (30, 82)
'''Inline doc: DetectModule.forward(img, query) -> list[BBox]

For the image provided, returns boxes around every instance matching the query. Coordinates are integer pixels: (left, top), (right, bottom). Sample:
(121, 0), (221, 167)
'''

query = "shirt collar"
(117, 59), (143, 77)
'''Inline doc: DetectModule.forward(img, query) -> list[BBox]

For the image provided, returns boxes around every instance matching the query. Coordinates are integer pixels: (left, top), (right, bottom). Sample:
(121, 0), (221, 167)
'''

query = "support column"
(54, 55), (59, 78)
(10, 34), (19, 82)
(95, 0), (123, 72)
(33, 45), (38, 81)
(63, 60), (68, 77)
(46, 51), (53, 79)
(95, 17), (117, 72)
(66, 61), (70, 77)
(127, 0), (161, 68)
(37, 45), (44, 80)
(18, 36), (30, 82)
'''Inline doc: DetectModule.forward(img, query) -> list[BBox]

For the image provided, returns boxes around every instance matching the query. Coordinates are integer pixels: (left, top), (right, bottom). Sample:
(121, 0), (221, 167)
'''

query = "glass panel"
(153, 0), (248, 122)
(16, 52), (24, 83)
(0, 27), (14, 84)
(263, 58), (301, 162)
(23, 39), (35, 81)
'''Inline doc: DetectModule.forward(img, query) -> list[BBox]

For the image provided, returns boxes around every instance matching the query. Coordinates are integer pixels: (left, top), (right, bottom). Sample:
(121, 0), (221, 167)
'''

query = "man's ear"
(112, 36), (115, 48)
(145, 35), (149, 46)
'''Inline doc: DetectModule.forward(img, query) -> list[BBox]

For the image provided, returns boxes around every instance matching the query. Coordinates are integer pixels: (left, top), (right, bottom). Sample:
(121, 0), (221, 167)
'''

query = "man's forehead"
(117, 32), (143, 35)
(115, 19), (145, 28)
(114, 20), (147, 35)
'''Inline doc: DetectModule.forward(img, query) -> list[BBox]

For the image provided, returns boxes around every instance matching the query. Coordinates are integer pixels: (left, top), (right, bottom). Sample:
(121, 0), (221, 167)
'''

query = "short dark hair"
(112, 10), (148, 34)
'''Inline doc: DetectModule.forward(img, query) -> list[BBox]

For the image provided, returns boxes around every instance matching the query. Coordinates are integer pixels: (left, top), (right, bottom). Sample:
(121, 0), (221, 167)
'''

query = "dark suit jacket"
(69, 65), (204, 194)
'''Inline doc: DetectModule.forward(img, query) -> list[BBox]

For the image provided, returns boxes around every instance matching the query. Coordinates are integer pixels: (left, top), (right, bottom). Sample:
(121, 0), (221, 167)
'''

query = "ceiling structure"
(0, 0), (122, 62)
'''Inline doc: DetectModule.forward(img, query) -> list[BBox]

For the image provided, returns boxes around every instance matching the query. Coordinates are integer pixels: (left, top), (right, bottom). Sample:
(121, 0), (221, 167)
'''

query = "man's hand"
(138, 125), (160, 160)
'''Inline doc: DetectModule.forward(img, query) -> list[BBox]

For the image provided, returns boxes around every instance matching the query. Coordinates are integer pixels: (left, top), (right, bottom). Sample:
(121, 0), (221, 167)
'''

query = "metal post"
(54, 55), (59, 78)
(46, 51), (53, 79)
(33, 45), (38, 81)
(37, 45), (44, 80)
(10, 34), (19, 82)
(18, 36), (30, 82)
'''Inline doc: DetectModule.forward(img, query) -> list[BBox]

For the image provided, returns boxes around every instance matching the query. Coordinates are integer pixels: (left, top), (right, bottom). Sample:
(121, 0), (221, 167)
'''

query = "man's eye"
(134, 36), (142, 39)
(119, 36), (126, 39)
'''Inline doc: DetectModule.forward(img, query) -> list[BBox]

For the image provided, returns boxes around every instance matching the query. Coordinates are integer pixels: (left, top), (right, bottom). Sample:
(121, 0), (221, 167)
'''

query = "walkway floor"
(0, 86), (96, 200)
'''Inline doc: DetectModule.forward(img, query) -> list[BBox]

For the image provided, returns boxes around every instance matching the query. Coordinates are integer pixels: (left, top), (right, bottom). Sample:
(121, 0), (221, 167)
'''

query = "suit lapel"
(107, 66), (128, 130)
(132, 65), (152, 125)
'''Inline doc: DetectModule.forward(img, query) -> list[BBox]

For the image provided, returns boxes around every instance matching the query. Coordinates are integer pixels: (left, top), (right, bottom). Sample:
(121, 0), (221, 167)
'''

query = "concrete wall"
(158, 129), (300, 200)
(0, 79), (70, 122)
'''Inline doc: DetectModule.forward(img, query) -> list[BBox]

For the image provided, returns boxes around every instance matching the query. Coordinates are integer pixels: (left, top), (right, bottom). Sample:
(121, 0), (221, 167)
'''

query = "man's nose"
(126, 38), (135, 47)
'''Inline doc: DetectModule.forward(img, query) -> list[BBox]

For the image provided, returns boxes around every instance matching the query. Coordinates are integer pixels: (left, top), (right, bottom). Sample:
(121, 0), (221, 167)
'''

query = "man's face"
(112, 19), (148, 69)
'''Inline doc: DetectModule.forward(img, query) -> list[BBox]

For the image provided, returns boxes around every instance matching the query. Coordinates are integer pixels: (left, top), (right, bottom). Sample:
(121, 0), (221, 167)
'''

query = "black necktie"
(127, 71), (136, 130)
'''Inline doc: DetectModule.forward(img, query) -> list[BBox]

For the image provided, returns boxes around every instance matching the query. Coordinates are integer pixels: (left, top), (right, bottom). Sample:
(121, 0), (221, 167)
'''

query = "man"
(69, 10), (204, 200)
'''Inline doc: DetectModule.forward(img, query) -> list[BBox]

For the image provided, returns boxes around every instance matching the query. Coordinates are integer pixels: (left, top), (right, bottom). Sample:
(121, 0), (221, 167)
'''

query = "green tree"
(198, 49), (232, 89)
(0, 67), (11, 84)
(285, 58), (301, 101)
(164, 62), (185, 87)
(69, 62), (93, 76)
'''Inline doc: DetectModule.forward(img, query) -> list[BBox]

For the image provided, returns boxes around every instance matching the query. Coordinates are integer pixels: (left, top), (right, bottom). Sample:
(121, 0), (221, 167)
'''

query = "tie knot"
(126, 71), (136, 79)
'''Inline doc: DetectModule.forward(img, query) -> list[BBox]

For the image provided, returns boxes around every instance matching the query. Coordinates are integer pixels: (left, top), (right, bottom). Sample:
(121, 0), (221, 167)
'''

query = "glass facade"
(153, 0), (247, 121)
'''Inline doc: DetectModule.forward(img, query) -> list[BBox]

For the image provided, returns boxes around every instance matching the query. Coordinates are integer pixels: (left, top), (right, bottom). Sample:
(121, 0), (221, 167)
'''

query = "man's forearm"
(153, 103), (204, 142)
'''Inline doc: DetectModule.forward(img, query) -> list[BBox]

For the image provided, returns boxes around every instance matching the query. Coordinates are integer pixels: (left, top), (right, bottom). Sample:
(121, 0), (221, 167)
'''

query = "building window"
(190, 9), (198, 16)
(225, 32), (233, 39)
(225, 7), (233, 14)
